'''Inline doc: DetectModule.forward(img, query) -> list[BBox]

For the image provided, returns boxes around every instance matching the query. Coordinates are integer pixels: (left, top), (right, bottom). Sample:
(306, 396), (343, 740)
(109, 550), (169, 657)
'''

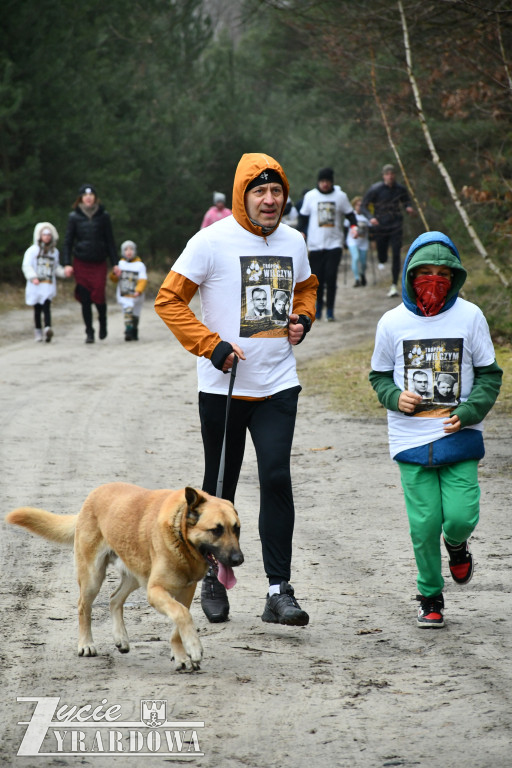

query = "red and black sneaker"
(416, 593), (444, 628)
(443, 537), (474, 585)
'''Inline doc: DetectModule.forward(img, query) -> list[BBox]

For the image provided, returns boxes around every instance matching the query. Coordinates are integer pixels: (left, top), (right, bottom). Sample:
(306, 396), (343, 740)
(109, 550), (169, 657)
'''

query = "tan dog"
(5, 483), (243, 670)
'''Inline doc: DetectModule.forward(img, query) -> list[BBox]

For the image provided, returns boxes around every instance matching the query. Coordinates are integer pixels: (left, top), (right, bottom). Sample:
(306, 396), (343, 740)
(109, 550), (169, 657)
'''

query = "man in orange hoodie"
(155, 153), (318, 628)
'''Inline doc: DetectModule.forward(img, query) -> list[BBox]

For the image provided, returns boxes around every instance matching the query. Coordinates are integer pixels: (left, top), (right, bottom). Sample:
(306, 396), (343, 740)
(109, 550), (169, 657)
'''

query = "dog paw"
(115, 639), (130, 654)
(78, 644), (97, 657)
(171, 646), (202, 671)
(183, 635), (203, 667)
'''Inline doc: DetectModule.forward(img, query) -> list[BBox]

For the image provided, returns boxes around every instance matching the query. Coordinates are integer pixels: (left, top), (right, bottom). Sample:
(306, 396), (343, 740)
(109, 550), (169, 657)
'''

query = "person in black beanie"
(298, 168), (357, 321)
(62, 184), (119, 343)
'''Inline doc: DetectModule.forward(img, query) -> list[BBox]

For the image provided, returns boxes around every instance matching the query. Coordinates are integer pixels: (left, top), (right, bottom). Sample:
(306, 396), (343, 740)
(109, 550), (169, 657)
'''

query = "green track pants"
(398, 460), (480, 597)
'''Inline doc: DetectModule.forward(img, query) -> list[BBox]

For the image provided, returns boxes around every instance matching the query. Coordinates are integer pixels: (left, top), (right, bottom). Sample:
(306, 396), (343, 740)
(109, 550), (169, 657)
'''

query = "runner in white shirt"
(298, 167), (357, 321)
(155, 153), (318, 629)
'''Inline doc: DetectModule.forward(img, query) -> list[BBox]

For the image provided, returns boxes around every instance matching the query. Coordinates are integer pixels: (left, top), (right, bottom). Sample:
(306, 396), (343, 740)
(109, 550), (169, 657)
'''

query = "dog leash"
(216, 354), (238, 498)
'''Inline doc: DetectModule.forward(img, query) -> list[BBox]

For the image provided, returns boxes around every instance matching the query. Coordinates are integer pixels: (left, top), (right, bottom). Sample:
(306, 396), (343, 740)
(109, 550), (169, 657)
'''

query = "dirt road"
(1, 265), (511, 767)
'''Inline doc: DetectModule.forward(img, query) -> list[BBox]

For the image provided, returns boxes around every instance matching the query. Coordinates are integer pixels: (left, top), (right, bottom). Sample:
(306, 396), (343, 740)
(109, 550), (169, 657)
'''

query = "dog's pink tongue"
(217, 562), (237, 590)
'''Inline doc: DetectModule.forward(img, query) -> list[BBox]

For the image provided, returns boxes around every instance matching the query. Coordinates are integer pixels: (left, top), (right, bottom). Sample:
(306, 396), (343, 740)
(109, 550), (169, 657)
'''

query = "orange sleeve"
(135, 278), (148, 293)
(292, 274), (319, 322)
(154, 270), (222, 359)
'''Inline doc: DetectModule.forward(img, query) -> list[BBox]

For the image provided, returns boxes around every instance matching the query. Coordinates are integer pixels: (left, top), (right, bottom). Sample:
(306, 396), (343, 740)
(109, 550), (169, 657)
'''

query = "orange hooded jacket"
(154, 153), (318, 361)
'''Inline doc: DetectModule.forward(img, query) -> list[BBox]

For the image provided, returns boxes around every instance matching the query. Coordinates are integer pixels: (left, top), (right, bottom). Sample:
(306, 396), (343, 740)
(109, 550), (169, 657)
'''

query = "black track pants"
(308, 247), (342, 314)
(375, 225), (403, 285)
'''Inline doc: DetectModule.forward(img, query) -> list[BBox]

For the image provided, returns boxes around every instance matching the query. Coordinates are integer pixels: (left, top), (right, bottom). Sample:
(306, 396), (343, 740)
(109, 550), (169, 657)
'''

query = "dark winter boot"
(96, 303), (107, 340)
(124, 310), (134, 341)
(132, 316), (139, 341)
(82, 301), (94, 343)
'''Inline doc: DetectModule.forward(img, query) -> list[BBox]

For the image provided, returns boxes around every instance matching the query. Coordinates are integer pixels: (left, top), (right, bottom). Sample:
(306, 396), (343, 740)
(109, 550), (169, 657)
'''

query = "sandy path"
(1, 266), (511, 767)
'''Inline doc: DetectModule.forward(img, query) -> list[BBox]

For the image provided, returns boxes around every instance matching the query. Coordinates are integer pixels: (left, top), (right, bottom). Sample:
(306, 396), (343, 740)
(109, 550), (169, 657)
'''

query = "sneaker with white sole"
(261, 582), (309, 626)
(443, 537), (473, 584)
(387, 284), (398, 297)
(44, 326), (53, 343)
(416, 593), (444, 628)
(34, 329), (43, 342)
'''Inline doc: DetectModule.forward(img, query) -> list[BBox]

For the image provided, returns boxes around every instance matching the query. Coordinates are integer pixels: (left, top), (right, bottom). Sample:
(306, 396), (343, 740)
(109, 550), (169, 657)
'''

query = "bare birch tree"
(397, 0), (510, 288)
(369, 49), (429, 232)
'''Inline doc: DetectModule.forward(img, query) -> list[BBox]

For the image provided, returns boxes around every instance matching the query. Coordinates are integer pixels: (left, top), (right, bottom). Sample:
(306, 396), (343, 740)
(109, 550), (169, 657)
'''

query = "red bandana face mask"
(413, 274), (451, 316)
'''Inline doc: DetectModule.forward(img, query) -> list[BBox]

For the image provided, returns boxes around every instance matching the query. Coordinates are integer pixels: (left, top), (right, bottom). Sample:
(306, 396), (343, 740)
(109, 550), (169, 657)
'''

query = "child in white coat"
(22, 222), (66, 342)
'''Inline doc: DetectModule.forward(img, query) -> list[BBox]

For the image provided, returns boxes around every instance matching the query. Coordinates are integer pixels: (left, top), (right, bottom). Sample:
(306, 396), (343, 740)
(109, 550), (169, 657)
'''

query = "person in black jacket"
(62, 184), (119, 343)
(362, 164), (415, 298)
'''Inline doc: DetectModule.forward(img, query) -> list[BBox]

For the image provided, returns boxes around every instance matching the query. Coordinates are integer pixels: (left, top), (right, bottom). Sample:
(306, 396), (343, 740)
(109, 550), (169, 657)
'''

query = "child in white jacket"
(22, 222), (66, 342)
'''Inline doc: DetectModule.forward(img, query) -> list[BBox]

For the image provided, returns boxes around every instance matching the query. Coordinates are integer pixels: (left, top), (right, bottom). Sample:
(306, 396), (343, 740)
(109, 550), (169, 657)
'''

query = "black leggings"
(34, 300), (51, 329)
(198, 386), (301, 584)
(76, 284), (106, 334)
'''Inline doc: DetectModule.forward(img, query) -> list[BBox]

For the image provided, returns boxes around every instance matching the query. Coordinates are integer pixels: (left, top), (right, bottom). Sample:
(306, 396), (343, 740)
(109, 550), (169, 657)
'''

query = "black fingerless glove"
(210, 341), (234, 371)
(294, 314), (312, 345)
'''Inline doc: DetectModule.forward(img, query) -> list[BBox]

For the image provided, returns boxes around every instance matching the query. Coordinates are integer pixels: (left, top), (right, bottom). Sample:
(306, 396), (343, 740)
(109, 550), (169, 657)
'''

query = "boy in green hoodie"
(369, 231), (502, 628)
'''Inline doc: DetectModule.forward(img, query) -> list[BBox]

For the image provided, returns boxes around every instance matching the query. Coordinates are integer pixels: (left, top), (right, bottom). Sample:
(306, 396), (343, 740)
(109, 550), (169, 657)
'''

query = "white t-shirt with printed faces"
(172, 215), (311, 397)
(117, 258), (147, 298)
(370, 298), (496, 458)
(300, 187), (354, 251)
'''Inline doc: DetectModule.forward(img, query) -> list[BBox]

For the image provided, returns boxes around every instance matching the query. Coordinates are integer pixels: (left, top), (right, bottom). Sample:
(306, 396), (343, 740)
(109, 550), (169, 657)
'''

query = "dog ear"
(184, 487), (204, 526)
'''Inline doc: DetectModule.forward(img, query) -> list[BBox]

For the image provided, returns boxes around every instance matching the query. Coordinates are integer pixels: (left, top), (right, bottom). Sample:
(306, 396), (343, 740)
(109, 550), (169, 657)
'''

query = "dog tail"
(5, 507), (77, 546)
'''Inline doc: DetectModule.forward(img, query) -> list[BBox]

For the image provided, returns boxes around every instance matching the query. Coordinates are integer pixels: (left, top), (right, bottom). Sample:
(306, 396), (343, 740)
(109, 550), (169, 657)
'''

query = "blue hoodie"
(401, 231), (467, 316)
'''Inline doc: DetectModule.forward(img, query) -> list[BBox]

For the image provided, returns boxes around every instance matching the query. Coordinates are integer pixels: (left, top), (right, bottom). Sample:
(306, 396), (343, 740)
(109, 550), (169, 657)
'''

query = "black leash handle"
(216, 355), (238, 498)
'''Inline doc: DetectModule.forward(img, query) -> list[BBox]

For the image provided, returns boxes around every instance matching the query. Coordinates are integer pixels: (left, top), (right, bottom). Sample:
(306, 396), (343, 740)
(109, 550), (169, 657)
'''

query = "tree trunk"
(398, 0), (510, 288)
(369, 48), (429, 232)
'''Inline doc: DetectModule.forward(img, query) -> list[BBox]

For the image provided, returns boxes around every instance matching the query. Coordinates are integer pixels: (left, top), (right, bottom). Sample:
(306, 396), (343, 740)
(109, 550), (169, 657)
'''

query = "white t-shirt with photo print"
(171, 214), (312, 397)
(371, 298), (496, 458)
(300, 187), (354, 251)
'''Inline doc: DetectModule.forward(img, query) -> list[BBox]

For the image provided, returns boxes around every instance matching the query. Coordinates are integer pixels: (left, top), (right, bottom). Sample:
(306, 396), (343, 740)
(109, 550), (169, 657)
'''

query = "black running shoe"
(416, 593), (444, 628)
(201, 566), (229, 623)
(443, 537), (474, 585)
(261, 582), (309, 626)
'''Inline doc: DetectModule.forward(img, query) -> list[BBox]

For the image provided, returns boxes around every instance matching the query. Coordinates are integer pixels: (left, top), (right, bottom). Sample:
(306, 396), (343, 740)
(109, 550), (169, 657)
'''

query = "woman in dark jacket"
(62, 184), (119, 343)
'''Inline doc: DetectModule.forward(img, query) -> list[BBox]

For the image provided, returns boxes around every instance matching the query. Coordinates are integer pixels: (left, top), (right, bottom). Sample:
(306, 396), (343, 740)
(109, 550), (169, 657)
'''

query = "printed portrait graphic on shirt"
(357, 221), (369, 239)
(240, 256), (293, 338)
(317, 202), (335, 228)
(36, 254), (55, 283)
(403, 338), (463, 416)
(271, 289), (290, 325)
(120, 270), (139, 296)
